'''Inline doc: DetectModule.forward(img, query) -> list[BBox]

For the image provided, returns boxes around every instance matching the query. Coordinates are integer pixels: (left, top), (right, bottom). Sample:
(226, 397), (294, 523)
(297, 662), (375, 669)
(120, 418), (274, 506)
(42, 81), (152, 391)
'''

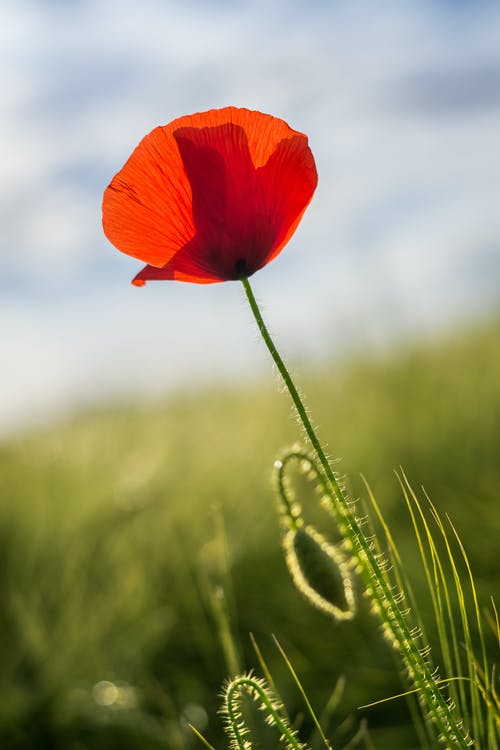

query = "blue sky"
(1, 0), (500, 433)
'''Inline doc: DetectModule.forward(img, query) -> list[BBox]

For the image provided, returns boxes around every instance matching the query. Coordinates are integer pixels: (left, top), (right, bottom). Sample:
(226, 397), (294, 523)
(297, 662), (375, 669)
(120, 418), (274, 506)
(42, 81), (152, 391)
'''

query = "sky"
(1, 0), (500, 434)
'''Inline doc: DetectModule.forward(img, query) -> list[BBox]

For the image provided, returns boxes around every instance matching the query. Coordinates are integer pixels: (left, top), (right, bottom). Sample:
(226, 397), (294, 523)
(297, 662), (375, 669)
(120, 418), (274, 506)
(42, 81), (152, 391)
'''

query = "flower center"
(235, 257), (249, 278)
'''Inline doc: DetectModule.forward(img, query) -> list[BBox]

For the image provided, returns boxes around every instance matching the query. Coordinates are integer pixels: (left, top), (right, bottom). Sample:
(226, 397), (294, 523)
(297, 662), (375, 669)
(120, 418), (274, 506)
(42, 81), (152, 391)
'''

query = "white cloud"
(1, 0), (500, 433)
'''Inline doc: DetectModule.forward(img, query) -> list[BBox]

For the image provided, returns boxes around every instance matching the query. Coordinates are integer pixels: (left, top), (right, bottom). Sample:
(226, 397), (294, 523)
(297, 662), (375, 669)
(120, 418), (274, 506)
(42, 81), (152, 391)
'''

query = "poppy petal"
(132, 263), (218, 286)
(102, 126), (194, 268)
(173, 122), (268, 279)
(132, 236), (225, 286)
(257, 134), (318, 267)
(168, 106), (300, 169)
(102, 107), (318, 284)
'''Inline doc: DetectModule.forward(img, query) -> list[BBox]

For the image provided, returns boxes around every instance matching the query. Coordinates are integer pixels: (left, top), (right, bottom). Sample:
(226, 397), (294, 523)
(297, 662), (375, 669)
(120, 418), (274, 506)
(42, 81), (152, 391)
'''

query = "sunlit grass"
(0, 316), (499, 749)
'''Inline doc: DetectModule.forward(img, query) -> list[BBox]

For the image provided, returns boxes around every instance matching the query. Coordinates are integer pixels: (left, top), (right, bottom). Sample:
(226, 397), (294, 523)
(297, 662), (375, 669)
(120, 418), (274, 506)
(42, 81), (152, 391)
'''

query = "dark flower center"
(234, 257), (249, 278)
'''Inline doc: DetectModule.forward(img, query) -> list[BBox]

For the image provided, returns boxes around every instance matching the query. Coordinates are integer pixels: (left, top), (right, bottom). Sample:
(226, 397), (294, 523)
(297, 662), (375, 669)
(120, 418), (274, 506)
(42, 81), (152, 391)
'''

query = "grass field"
(1, 316), (499, 749)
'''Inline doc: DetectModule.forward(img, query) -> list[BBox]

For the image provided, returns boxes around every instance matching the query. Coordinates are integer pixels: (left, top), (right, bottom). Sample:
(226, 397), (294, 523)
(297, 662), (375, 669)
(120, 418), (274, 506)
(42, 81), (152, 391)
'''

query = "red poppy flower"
(102, 107), (318, 285)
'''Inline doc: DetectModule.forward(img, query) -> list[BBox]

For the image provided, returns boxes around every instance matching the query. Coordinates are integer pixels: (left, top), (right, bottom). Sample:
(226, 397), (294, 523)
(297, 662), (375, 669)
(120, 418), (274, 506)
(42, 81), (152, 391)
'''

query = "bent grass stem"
(241, 276), (469, 749)
(223, 675), (305, 750)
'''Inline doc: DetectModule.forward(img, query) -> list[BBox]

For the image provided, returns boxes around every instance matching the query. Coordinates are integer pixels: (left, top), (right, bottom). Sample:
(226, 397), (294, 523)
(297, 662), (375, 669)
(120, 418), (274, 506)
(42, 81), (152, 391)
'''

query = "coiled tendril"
(275, 450), (356, 622)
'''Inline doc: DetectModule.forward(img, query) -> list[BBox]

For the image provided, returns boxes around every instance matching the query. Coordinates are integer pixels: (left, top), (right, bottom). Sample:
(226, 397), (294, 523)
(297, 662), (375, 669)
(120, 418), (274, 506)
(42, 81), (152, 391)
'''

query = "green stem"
(241, 276), (469, 749)
(224, 676), (305, 750)
(241, 277), (342, 498)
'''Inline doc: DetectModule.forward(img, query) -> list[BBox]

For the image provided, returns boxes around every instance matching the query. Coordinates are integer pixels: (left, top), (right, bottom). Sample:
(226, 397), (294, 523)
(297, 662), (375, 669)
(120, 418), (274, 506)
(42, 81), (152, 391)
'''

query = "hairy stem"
(241, 276), (469, 749)
(223, 675), (306, 750)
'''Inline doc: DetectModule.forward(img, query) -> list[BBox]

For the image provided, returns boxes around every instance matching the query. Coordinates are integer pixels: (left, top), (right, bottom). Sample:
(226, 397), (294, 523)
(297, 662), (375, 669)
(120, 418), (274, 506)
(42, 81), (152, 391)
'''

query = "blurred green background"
(1, 314), (499, 750)
(3, 2), (500, 747)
